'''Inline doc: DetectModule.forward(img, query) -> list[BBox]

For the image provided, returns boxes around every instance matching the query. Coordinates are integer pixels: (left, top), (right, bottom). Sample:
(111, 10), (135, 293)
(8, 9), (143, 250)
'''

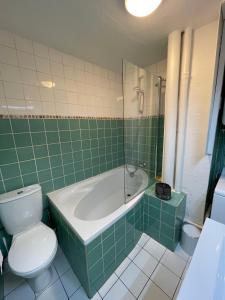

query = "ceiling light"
(125, 0), (162, 17)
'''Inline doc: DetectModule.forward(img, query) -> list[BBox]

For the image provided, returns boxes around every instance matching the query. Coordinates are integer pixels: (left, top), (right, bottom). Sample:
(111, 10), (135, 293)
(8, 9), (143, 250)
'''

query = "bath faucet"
(139, 162), (146, 168)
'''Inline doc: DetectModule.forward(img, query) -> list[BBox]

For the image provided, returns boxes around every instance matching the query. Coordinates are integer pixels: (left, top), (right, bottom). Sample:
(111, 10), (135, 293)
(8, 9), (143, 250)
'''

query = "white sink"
(177, 218), (225, 300)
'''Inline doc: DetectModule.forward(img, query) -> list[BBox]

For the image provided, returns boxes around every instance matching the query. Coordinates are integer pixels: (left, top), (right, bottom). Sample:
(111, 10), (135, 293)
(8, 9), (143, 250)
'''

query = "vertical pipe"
(175, 28), (192, 192)
(162, 31), (182, 187)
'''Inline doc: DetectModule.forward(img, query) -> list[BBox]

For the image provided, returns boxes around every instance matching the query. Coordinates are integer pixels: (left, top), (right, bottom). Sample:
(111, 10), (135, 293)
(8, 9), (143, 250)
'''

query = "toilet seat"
(8, 222), (57, 278)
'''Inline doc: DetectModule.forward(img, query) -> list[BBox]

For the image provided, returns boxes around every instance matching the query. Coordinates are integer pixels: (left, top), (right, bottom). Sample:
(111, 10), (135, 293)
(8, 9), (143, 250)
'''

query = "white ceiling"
(0, 0), (221, 72)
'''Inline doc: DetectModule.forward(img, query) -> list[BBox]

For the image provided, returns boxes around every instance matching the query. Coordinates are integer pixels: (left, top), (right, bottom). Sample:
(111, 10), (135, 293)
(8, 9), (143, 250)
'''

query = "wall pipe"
(175, 28), (193, 192)
(162, 31), (182, 187)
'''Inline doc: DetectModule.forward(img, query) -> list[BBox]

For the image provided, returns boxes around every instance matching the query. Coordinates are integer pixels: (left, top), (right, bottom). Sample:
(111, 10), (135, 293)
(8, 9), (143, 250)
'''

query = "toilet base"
(27, 265), (54, 293)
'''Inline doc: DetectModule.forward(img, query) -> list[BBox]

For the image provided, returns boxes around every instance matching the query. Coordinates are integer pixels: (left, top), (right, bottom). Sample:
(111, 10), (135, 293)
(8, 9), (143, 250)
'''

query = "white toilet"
(0, 184), (58, 293)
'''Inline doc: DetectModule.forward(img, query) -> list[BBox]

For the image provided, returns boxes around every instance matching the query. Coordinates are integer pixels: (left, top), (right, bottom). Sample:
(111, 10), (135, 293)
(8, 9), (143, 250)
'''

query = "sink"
(177, 218), (225, 300)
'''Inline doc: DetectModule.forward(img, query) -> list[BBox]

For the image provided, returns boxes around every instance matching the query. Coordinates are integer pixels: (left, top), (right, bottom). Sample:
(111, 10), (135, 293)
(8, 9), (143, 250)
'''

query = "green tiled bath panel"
(50, 200), (143, 298)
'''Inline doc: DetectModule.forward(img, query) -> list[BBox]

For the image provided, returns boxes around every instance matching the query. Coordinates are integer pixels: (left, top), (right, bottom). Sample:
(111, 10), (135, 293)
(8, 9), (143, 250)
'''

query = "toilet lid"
(8, 223), (57, 276)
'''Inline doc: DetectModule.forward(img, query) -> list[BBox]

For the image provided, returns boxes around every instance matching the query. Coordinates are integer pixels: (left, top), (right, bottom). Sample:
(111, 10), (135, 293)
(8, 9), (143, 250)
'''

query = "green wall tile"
(20, 160), (36, 175)
(0, 134), (14, 149)
(0, 119), (11, 134)
(29, 119), (45, 132)
(11, 119), (29, 133)
(1, 163), (20, 179)
(44, 119), (58, 131)
(34, 145), (48, 158)
(22, 172), (38, 186)
(14, 133), (32, 147)
(36, 157), (50, 171)
(17, 147), (34, 161)
(0, 149), (17, 164)
(31, 132), (46, 145)
(4, 176), (23, 192)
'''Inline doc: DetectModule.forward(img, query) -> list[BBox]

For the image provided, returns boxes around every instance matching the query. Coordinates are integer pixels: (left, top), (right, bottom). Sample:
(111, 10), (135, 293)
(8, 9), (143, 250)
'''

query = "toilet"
(0, 184), (58, 293)
(211, 167), (225, 224)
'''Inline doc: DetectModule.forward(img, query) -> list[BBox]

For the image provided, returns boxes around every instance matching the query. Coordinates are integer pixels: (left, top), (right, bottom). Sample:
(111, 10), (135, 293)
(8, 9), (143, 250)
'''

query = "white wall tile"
(23, 85), (40, 101)
(0, 30), (15, 48)
(33, 42), (49, 58)
(17, 51), (35, 70)
(40, 86), (54, 102)
(42, 101), (56, 115)
(20, 68), (38, 85)
(4, 82), (24, 99)
(0, 81), (5, 99)
(7, 99), (27, 115)
(26, 100), (42, 115)
(14, 36), (33, 53)
(35, 56), (51, 74)
(53, 76), (65, 90)
(0, 98), (8, 114)
(54, 89), (67, 103)
(50, 62), (64, 77)
(0, 45), (18, 66)
(1, 64), (21, 82)
(49, 48), (63, 64)
(0, 30), (122, 117)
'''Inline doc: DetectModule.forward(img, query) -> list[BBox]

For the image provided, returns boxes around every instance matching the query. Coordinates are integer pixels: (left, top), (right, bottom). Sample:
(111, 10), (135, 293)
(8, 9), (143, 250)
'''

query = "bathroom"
(0, 0), (223, 299)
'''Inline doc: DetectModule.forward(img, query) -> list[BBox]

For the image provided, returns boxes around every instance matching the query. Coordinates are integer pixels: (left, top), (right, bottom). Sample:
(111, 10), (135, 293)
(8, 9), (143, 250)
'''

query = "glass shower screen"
(122, 60), (164, 203)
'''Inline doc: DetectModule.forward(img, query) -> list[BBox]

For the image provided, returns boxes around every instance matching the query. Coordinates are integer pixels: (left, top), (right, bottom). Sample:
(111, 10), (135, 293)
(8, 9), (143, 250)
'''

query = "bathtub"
(48, 165), (148, 245)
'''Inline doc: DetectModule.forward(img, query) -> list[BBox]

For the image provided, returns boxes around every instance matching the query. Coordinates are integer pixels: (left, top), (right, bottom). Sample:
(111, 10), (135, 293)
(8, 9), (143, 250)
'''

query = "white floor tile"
(3, 258), (10, 273)
(70, 287), (101, 300)
(128, 244), (142, 260)
(55, 245), (63, 257)
(4, 271), (24, 296)
(174, 244), (190, 262)
(173, 280), (182, 300)
(120, 262), (148, 298)
(104, 279), (135, 300)
(5, 282), (35, 300)
(53, 252), (70, 276)
(115, 258), (131, 277)
(133, 249), (158, 277)
(161, 250), (186, 277)
(138, 280), (170, 300)
(37, 279), (67, 300)
(98, 273), (118, 298)
(181, 259), (191, 279)
(60, 268), (81, 297)
(138, 234), (150, 248)
(151, 263), (179, 298)
(33, 266), (59, 297)
(144, 239), (166, 261)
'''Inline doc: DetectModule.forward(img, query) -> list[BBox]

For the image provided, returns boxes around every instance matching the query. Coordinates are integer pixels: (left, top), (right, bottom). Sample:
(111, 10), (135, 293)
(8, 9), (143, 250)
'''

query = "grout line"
(8, 119), (25, 188)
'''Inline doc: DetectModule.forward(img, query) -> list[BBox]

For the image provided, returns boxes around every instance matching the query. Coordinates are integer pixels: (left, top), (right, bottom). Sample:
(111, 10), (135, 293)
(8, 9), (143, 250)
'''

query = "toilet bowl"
(0, 184), (58, 293)
(8, 222), (57, 292)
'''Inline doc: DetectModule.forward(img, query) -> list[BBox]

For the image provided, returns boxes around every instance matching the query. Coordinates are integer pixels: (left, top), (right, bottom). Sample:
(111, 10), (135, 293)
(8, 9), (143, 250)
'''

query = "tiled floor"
(3, 233), (191, 300)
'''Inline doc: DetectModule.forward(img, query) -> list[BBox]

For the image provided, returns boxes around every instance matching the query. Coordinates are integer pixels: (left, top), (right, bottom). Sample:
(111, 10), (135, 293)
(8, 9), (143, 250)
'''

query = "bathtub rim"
(48, 166), (147, 245)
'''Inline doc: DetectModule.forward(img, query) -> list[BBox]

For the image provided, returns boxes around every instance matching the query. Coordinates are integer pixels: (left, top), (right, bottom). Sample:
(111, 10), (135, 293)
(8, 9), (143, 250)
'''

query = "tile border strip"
(0, 114), (164, 120)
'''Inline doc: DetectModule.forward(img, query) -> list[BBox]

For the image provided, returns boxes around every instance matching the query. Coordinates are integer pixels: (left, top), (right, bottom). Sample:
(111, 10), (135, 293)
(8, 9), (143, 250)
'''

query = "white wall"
(0, 30), (122, 118)
(182, 21), (218, 225)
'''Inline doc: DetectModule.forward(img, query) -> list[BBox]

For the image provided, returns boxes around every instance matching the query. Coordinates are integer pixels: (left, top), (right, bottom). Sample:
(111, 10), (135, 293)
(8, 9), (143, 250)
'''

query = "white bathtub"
(48, 166), (148, 244)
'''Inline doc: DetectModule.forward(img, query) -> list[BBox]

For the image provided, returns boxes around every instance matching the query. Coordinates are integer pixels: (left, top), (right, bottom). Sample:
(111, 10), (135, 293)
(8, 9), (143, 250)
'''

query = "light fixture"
(41, 81), (56, 88)
(125, 0), (162, 17)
